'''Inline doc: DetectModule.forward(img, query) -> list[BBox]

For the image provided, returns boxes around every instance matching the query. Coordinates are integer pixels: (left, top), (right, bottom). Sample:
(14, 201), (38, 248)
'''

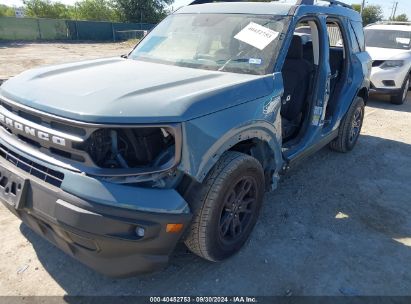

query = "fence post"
(111, 23), (115, 42)
(37, 19), (42, 40)
(75, 20), (79, 40)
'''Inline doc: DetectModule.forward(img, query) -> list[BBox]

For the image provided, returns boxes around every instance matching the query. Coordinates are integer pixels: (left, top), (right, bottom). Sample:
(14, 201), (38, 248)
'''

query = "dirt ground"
(0, 42), (134, 80)
(0, 42), (410, 296)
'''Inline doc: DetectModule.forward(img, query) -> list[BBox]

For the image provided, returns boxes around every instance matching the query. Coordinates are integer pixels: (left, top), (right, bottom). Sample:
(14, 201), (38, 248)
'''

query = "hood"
(0, 58), (274, 124)
(366, 47), (411, 61)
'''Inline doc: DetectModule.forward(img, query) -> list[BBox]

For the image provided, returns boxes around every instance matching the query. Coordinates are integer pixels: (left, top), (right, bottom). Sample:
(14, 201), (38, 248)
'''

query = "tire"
(184, 151), (265, 262)
(390, 74), (410, 105)
(330, 96), (365, 153)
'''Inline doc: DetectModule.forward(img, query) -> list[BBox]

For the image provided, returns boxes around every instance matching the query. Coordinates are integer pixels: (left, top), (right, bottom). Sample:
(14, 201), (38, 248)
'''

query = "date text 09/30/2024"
(149, 297), (258, 303)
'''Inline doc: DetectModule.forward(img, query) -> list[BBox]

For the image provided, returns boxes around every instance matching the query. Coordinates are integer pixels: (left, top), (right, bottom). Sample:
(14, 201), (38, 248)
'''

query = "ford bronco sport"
(0, 0), (371, 277)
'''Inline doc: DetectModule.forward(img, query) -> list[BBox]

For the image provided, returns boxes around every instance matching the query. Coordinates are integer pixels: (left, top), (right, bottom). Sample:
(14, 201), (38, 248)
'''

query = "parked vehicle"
(365, 21), (411, 104)
(0, 0), (371, 277)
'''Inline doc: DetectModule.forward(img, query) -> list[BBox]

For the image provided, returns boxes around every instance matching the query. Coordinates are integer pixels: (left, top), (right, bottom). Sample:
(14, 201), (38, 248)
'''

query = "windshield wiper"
(218, 58), (251, 71)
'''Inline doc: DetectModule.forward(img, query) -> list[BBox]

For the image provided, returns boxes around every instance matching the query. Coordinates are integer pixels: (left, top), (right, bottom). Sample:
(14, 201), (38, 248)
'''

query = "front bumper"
(0, 146), (192, 277)
(370, 84), (402, 95)
(370, 65), (409, 93)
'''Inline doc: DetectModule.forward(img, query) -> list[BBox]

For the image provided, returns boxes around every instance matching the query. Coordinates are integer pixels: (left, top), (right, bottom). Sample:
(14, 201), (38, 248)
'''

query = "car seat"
(281, 35), (313, 139)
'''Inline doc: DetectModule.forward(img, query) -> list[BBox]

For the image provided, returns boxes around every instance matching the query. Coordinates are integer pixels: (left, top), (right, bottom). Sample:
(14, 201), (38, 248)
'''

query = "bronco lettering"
(0, 112), (66, 147)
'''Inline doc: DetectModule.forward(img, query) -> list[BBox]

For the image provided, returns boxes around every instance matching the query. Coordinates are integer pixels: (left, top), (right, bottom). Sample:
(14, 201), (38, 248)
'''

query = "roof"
(366, 24), (411, 32)
(176, 1), (362, 22)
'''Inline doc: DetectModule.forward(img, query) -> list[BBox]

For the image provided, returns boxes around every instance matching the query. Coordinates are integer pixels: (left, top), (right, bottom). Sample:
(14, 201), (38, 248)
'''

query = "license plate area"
(0, 164), (28, 210)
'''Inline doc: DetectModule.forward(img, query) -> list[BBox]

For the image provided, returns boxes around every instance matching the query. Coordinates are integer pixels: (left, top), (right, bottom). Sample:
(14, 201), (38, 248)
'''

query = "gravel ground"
(0, 42), (410, 296)
(0, 42), (133, 80)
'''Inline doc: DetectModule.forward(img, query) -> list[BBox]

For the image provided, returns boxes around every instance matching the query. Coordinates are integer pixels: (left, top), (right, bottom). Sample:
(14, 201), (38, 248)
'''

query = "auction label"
(234, 22), (279, 50)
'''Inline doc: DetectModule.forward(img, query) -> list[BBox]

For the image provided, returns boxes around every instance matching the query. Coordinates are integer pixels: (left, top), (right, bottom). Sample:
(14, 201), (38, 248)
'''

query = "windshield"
(365, 29), (411, 50)
(129, 14), (290, 75)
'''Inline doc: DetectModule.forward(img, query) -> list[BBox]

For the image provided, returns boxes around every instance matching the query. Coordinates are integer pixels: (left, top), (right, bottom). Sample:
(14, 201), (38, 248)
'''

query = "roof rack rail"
(368, 21), (411, 26)
(297, 0), (352, 9)
(188, 0), (353, 10)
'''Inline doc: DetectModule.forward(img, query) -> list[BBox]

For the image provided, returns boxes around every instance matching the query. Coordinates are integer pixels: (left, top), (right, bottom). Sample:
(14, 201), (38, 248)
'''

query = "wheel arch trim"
(180, 121), (284, 191)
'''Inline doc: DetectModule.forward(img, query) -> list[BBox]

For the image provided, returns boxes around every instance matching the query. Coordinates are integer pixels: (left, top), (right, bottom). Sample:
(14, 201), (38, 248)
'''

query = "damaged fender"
(178, 73), (284, 191)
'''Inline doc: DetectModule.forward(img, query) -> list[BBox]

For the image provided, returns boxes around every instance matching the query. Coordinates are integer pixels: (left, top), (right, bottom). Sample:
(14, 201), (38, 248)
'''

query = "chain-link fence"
(0, 16), (155, 41)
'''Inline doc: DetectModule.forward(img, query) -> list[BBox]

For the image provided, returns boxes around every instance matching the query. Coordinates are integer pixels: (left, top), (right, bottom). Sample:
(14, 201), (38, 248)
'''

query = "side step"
(282, 129), (339, 172)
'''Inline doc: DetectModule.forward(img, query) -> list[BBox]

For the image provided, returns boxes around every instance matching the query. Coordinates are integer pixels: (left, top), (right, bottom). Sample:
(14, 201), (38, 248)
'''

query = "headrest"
(286, 35), (304, 60)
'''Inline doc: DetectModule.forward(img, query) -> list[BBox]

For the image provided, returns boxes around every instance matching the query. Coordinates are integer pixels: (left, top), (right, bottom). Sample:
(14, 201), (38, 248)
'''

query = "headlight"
(75, 126), (181, 173)
(87, 128), (174, 169)
(380, 60), (405, 69)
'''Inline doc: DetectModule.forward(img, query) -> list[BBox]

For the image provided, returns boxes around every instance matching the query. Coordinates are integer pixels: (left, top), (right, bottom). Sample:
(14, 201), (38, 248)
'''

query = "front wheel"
(184, 151), (265, 262)
(330, 97), (365, 153)
(391, 75), (410, 105)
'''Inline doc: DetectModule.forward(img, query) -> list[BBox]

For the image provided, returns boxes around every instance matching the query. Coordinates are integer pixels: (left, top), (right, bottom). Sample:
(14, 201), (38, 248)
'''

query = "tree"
(0, 4), (15, 17)
(24, 0), (72, 19)
(74, 0), (119, 21)
(391, 14), (409, 22)
(352, 4), (383, 26)
(363, 5), (384, 25)
(23, 0), (121, 21)
(114, 0), (174, 23)
(352, 4), (361, 13)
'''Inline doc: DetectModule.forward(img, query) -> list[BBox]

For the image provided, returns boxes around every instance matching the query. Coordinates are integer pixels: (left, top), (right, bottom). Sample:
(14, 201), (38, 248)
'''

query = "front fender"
(178, 92), (284, 187)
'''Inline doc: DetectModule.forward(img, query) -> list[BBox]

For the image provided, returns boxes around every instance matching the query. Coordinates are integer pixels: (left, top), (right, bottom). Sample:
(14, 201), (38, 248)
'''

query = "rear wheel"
(330, 97), (365, 153)
(391, 75), (410, 105)
(184, 151), (265, 262)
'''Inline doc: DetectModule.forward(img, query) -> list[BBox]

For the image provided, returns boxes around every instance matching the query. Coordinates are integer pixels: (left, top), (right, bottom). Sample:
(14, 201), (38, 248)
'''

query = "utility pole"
(360, 0), (366, 15)
(391, 1), (399, 20)
(393, 2), (399, 20)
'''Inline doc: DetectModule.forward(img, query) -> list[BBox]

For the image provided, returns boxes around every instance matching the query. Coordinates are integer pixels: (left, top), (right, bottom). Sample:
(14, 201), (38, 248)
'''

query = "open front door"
(281, 16), (333, 165)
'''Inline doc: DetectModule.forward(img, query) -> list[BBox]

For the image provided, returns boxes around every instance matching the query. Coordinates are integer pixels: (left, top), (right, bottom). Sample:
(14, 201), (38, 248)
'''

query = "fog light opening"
(135, 226), (145, 237)
(382, 80), (396, 87)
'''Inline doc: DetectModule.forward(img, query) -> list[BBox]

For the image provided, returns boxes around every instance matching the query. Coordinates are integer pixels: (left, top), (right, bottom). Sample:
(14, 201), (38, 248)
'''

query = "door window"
(348, 22), (361, 53)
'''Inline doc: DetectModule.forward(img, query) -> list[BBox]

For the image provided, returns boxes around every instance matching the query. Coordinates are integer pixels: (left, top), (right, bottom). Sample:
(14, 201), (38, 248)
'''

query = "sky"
(0, 0), (409, 20)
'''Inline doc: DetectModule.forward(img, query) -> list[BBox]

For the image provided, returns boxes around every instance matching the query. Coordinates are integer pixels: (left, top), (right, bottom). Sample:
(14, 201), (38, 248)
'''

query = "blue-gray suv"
(0, 0), (371, 277)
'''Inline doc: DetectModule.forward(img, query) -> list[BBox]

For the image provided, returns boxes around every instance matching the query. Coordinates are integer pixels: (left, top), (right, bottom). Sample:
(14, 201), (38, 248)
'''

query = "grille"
(0, 144), (64, 187)
(0, 99), (87, 137)
(0, 98), (91, 166)
(372, 60), (384, 67)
